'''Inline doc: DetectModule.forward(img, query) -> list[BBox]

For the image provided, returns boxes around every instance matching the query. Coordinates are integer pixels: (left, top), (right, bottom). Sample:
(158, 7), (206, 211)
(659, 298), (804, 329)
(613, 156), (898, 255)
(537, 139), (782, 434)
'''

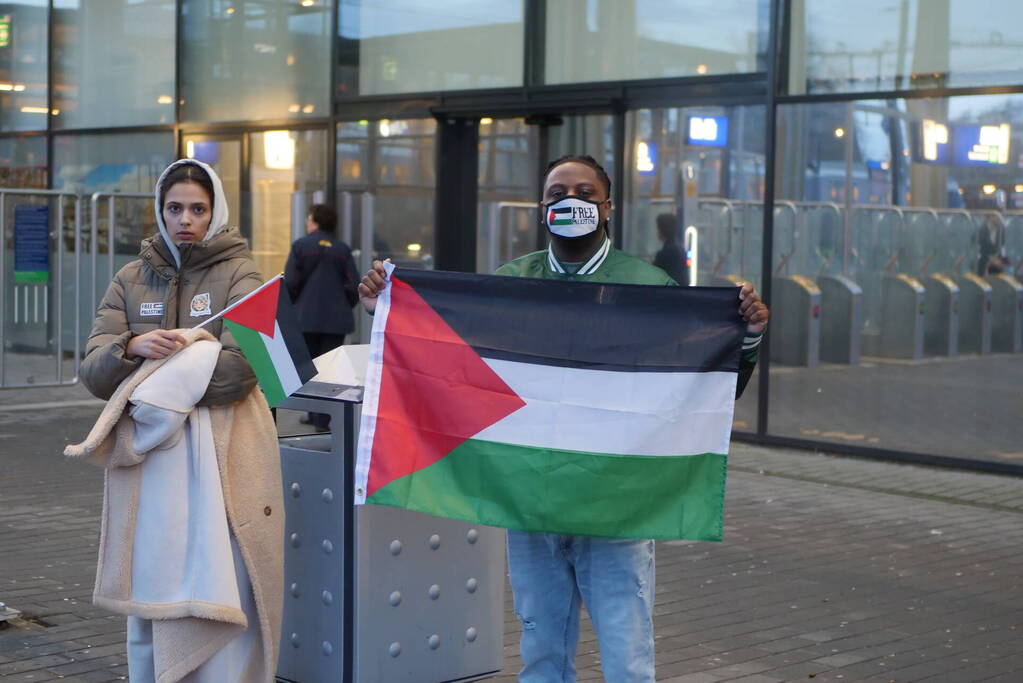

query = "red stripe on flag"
(223, 279), (280, 338)
(367, 277), (525, 498)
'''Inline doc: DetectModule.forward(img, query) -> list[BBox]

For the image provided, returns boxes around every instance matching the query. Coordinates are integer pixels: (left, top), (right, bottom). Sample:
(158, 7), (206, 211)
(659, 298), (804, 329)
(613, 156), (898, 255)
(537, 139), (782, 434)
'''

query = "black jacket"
(284, 230), (359, 336)
(653, 241), (686, 285)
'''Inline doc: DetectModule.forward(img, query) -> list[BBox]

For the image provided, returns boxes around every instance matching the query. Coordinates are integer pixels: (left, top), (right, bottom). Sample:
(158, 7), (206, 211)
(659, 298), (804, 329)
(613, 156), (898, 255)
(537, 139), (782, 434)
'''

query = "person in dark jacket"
(284, 203), (359, 429)
(652, 212), (687, 285)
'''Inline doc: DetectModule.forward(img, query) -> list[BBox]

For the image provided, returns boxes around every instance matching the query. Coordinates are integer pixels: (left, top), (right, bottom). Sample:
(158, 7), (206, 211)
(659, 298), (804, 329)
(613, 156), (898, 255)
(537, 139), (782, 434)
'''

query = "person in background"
(653, 212), (687, 285)
(284, 203), (359, 430)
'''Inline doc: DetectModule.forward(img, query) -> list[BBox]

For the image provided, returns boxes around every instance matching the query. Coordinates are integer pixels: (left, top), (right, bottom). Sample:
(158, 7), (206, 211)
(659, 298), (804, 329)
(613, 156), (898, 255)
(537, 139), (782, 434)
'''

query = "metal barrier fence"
(0, 189), (155, 389)
(683, 199), (1022, 285)
(0, 190), (82, 388)
(3, 189), (1022, 387)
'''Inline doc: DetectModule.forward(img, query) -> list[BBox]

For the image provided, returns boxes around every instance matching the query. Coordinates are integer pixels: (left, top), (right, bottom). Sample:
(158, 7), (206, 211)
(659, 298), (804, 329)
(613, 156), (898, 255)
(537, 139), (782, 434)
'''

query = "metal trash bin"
(274, 356), (505, 683)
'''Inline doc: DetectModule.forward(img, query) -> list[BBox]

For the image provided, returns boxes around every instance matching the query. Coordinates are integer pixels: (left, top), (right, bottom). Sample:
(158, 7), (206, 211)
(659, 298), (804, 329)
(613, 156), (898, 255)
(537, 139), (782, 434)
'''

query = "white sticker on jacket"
(190, 292), (212, 317)
(140, 302), (164, 317)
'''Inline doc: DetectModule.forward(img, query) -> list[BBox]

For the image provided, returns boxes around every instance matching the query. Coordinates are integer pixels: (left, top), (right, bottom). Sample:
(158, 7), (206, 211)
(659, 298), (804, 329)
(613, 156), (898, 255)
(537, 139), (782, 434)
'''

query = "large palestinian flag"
(220, 275), (316, 407)
(355, 266), (745, 540)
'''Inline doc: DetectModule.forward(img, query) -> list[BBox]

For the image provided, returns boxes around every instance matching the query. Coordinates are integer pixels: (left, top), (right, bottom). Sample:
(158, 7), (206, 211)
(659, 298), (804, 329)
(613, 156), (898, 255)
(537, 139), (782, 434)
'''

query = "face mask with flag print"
(543, 196), (606, 239)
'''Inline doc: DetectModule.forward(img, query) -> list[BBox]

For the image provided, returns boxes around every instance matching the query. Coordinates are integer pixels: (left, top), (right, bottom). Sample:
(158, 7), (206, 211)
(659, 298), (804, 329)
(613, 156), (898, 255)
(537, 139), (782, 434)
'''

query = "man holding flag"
(358, 155), (768, 682)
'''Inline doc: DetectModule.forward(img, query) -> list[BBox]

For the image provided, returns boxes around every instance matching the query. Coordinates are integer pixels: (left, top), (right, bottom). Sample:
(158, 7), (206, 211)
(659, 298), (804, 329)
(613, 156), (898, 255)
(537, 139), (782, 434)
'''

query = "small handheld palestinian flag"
(195, 275), (316, 407)
(355, 264), (745, 541)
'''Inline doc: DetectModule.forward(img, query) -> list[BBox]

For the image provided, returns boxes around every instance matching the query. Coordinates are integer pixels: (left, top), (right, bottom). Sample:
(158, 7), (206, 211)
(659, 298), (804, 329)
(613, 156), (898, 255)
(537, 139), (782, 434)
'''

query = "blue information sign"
(14, 204), (50, 283)
(953, 124), (1011, 167)
(686, 115), (729, 147)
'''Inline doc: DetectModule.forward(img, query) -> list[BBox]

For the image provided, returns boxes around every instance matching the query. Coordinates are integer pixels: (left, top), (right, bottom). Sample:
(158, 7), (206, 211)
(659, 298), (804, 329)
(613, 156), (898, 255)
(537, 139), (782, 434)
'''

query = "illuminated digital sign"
(635, 141), (657, 175)
(919, 119), (950, 164)
(0, 15), (10, 49)
(686, 115), (729, 147)
(953, 123), (1011, 166)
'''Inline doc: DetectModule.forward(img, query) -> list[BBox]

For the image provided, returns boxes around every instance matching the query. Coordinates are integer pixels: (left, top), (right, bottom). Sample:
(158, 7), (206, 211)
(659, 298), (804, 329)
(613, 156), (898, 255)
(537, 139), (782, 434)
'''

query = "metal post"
(0, 191), (6, 384)
(55, 196), (64, 383)
(74, 196), (82, 380)
(90, 192), (101, 318)
(341, 191), (353, 246)
(108, 194), (116, 282)
(360, 192), (374, 277)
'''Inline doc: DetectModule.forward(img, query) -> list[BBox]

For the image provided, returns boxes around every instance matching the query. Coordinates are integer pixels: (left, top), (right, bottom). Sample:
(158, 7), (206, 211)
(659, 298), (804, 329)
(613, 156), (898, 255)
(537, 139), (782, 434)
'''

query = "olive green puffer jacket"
(81, 227), (263, 405)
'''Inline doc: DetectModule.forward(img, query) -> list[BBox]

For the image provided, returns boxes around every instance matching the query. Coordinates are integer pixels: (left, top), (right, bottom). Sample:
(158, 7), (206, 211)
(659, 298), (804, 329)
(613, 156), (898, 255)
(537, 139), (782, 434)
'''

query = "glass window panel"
(338, 117), (434, 343)
(0, 2), (49, 131)
(337, 117), (435, 268)
(53, 131), (174, 257)
(183, 135), (243, 239)
(53, 132), (174, 327)
(791, 0), (1023, 94)
(53, 1), (176, 129)
(181, 0), (331, 122)
(53, 132), (174, 194)
(625, 105), (767, 431)
(338, 0), (524, 96)
(546, 0), (768, 85)
(0, 136), (46, 187)
(476, 117), (539, 273)
(249, 129), (328, 278)
(771, 94), (1023, 464)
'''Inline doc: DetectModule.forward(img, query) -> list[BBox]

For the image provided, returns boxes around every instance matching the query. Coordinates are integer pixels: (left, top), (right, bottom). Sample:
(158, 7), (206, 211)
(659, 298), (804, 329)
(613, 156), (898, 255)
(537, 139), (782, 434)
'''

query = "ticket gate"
(770, 275), (820, 367)
(987, 273), (1023, 353)
(956, 273), (993, 354)
(818, 275), (861, 364)
(878, 274), (925, 360)
(924, 274), (959, 357)
(275, 347), (504, 683)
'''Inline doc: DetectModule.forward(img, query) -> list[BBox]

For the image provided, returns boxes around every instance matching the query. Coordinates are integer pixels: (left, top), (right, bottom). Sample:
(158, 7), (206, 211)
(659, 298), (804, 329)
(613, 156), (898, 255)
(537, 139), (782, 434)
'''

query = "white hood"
(154, 159), (231, 269)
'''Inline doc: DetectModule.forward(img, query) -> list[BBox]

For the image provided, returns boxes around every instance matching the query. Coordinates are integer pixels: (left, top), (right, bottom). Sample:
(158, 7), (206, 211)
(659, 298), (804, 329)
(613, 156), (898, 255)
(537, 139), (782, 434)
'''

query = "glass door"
(475, 114), (616, 274)
(184, 131), (328, 279)
(248, 129), (328, 277)
(336, 118), (438, 341)
(182, 134), (243, 228)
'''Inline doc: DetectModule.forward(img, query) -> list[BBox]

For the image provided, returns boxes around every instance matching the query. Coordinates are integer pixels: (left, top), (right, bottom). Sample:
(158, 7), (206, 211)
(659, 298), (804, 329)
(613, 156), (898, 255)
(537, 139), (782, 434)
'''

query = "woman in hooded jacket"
(77, 159), (283, 682)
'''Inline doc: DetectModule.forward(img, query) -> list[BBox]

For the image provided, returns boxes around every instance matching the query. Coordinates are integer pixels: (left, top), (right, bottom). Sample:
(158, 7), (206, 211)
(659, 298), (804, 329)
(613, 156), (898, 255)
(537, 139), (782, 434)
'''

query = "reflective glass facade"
(181, 0), (331, 122)
(547, 0), (769, 84)
(53, 1), (176, 129)
(791, 0), (1023, 94)
(0, 1), (48, 132)
(0, 1), (1020, 472)
(338, 1), (524, 96)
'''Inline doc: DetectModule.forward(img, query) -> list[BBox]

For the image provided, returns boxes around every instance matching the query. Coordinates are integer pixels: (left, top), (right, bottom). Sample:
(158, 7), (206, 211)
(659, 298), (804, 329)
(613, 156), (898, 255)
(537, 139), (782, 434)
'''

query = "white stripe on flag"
(354, 261), (396, 505)
(472, 358), (738, 457)
(260, 321), (303, 395)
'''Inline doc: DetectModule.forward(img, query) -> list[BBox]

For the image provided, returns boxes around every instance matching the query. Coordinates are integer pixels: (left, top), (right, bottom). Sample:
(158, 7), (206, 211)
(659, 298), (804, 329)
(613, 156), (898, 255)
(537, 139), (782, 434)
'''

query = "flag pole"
(190, 273), (284, 331)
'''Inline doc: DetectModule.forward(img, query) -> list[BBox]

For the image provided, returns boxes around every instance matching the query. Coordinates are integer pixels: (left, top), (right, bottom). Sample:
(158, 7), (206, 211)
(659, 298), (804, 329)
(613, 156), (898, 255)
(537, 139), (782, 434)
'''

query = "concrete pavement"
(0, 384), (1021, 682)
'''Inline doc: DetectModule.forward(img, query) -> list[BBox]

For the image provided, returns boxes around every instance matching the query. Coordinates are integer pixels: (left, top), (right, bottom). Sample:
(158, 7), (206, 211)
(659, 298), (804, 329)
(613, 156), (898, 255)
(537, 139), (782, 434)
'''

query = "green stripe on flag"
(550, 218), (574, 226)
(367, 439), (727, 540)
(225, 319), (286, 406)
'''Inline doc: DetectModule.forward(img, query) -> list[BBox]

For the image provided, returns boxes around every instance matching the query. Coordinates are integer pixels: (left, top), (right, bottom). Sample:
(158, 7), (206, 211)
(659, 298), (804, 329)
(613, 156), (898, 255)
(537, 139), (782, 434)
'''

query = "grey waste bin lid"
(278, 434), (334, 452)
(292, 381), (364, 404)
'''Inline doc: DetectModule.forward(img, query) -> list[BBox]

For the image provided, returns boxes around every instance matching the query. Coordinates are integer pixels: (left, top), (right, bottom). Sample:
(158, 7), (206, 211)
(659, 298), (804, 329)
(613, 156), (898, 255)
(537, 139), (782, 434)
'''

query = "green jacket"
(495, 239), (760, 397)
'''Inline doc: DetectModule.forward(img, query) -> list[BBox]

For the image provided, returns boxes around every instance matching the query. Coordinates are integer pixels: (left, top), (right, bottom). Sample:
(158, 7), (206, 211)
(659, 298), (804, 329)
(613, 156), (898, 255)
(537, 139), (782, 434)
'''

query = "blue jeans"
(507, 531), (656, 683)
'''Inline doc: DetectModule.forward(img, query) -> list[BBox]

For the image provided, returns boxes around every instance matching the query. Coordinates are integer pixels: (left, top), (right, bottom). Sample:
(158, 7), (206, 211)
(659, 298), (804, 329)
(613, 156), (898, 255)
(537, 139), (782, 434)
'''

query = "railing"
(90, 191), (151, 315)
(0, 189), (83, 388)
(480, 201), (537, 275)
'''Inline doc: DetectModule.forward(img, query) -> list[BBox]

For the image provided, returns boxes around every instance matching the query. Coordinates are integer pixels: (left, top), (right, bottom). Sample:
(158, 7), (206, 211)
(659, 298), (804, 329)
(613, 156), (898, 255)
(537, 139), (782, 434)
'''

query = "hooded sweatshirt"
(81, 159), (264, 405)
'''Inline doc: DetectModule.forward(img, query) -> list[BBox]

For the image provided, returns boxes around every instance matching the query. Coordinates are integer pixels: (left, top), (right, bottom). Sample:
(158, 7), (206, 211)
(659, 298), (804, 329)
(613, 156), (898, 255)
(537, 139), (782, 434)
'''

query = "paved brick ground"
(1, 386), (1021, 682)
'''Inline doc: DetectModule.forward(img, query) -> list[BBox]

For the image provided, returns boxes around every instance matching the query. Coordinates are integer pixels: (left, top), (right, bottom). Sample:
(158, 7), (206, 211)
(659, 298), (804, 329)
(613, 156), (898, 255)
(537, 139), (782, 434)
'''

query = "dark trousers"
(303, 332), (347, 429)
